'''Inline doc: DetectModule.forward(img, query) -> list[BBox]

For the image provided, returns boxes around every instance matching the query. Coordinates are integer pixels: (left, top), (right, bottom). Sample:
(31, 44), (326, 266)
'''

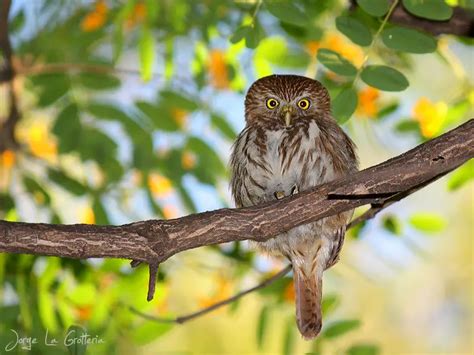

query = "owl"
(230, 74), (358, 339)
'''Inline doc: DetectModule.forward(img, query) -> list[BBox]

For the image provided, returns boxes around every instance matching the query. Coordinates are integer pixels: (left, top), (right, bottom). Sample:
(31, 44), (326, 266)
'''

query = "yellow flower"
(413, 97), (448, 138)
(208, 50), (229, 90)
(81, 207), (95, 225)
(171, 108), (188, 129)
(18, 121), (57, 160)
(357, 87), (380, 118)
(181, 151), (196, 170)
(0, 150), (15, 169)
(81, 0), (108, 32)
(148, 173), (173, 197)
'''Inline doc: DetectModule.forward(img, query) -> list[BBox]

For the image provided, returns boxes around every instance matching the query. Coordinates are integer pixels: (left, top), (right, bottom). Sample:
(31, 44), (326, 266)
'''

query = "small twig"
(130, 265), (292, 324)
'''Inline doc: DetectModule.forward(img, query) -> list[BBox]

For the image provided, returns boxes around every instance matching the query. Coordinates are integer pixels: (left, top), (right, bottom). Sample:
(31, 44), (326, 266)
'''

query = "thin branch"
(0, 119), (473, 302)
(0, 0), (20, 153)
(129, 265), (292, 324)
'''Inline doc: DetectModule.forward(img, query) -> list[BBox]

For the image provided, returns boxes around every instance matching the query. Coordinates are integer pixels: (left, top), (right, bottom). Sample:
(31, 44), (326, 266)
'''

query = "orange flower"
(76, 306), (92, 321)
(0, 150), (15, 169)
(163, 204), (179, 219)
(81, 0), (108, 32)
(283, 280), (295, 302)
(198, 275), (232, 310)
(81, 207), (95, 224)
(318, 33), (364, 67)
(305, 40), (320, 57)
(148, 173), (173, 197)
(357, 87), (380, 117)
(171, 108), (188, 129)
(208, 50), (229, 90)
(412, 97), (447, 138)
(125, 2), (147, 29)
(181, 151), (196, 170)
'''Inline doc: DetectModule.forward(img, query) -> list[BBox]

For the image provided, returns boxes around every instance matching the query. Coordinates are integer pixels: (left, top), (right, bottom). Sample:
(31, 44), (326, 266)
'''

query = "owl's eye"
(266, 98), (279, 109)
(297, 99), (310, 110)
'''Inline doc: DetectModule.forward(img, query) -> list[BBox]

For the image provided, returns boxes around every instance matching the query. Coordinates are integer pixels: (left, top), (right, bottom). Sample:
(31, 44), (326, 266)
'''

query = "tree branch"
(129, 265), (292, 324)
(0, 0), (20, 153)
(0, 119), (473, 301)
(350, 0), (474, 38)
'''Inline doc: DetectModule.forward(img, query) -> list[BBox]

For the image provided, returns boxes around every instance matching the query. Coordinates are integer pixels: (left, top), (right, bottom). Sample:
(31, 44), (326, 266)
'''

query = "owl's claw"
(274, 190), (286, 200)
(291, 185), (299, 195)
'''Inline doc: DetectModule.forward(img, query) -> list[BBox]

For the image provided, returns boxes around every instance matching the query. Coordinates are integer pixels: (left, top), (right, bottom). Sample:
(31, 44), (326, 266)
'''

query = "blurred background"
(0, 0), (473, 354)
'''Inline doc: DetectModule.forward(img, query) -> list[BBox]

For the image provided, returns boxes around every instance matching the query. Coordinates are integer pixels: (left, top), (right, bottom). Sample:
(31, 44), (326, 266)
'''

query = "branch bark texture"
(1, 119), (473, 266)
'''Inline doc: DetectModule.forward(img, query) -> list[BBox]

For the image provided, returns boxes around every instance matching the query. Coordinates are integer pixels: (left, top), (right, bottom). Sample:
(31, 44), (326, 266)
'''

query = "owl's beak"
(281, 105), (295, 126)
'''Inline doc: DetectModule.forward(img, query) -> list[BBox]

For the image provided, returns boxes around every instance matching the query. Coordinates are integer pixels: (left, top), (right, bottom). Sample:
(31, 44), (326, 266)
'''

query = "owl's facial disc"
(280, 105), (295, 126)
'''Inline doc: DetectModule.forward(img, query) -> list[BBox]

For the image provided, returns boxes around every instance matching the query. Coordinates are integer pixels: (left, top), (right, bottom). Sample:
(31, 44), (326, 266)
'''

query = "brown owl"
(230, 74), (358, 339)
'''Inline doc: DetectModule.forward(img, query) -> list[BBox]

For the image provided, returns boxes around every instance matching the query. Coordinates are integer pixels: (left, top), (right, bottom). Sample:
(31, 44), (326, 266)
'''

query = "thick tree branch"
(0, 119), (473, 300)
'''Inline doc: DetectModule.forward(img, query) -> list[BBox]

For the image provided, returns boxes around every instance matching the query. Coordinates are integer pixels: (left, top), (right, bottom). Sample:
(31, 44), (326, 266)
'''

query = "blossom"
(181, 151), (196, 170)
(412, 97), (447, 138)
(81, 0), (108, 32)
(81, 207), (95, 225)
(208, 50), (230, 90)
(357, 87), (380, 118)
(148, 173), (173, 197)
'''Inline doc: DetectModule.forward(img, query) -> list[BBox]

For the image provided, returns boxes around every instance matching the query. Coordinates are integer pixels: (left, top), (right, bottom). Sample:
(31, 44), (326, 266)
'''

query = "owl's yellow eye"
(266, 98), (279, 109)
(297, 99), (310, 110)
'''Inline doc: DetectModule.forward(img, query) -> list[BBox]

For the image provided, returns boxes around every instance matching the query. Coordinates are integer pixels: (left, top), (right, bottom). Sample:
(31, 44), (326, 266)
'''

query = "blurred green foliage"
(0, 0), (472, 353)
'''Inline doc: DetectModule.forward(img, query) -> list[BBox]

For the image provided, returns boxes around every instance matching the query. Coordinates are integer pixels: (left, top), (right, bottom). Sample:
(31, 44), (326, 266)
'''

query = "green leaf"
(361, 65), (409, 91)
(76, 73), (120, 90)
(139, 25), (156, 81)
(186, 137), (226, 185)
(69, 283), (97, 306)
(409, 213), (447, 233)
(161, 90), (198, 111)
(283, 318), (296, 355)
(53, 103), (82, 153)
(322, 294), (339, 316)
(78, 128), (118, 165)
(23, 176), (51, 206)
(65, 325), (88, 355)
(323, 319), (360, 338)
(377, 102), (399, 119)
(395, 119), (420, 133)
(211, 113), (237, 140)
(0, 193), (14, 212)
(317, 49), (357, 77)
(29, 73), (70, 107)
(48, 169), (87, 196)
(402, 0), (453, 21)
(335, 16), (372, 46)
(255, 36), (288, 64)
(246, 22), (265, 49)
(230, 26), (252, 44)
(357, 0), (390, 16)
(136, 101), (179, 131)
(332, 88), (358, 124)
(382, 26), (437, 54)
(93, 197), (109, 225)
(257, 305), (270, 349)
(265, 1), (309, 26)
(347, 344), (380, 355)
(382, 214), (402, 235)
(132, 322), (173, 345)
(38, 288), (59, 332)
(447, 160), (474, 190)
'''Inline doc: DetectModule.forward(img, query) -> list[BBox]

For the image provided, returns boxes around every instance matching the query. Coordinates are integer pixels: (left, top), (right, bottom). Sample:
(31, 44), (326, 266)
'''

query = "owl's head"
(244, 74), (331, 126)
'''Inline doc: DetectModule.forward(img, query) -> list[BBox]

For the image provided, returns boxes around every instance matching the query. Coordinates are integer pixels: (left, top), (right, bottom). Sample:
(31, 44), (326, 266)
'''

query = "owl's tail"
(293, 265), (323, 340)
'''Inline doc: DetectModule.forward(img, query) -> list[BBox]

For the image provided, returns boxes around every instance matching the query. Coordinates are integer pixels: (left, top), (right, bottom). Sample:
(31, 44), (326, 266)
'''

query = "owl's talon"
(291, 185), (299, 195)
(274, 191), (286, 200)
